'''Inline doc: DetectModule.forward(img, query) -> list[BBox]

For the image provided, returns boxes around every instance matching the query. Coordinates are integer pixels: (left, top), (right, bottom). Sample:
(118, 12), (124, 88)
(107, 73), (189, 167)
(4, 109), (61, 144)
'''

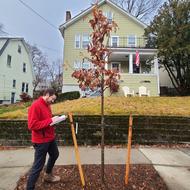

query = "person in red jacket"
(27, 89), (60, 190)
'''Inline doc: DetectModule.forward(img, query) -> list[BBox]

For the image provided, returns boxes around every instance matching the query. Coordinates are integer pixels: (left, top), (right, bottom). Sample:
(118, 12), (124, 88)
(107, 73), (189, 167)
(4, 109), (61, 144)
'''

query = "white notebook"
(50, 115), (67, 126)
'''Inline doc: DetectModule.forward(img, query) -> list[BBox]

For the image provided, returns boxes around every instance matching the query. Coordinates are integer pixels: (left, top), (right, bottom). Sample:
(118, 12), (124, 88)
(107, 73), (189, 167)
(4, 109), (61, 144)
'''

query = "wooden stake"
(68, 113), (85, 188)
(125, 114), (133, 185)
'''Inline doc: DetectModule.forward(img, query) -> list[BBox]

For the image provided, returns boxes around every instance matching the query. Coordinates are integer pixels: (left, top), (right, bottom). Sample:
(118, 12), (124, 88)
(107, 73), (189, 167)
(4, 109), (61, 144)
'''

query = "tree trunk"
(101, 73), (105, 183)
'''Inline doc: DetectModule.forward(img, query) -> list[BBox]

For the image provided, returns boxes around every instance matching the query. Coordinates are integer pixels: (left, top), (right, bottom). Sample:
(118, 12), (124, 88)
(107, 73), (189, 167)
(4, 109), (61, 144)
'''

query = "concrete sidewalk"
(0, 147), (189, 190)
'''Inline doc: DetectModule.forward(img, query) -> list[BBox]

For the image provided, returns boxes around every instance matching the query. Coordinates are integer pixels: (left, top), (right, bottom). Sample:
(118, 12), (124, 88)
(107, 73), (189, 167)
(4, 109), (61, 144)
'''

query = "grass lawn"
(0, 96), (190, 119)
(0, 102), (31, 115)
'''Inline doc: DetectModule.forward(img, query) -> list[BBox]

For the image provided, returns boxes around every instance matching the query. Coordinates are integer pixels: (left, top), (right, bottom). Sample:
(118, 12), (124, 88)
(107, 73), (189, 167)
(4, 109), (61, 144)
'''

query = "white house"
(0, 37), (35, 104)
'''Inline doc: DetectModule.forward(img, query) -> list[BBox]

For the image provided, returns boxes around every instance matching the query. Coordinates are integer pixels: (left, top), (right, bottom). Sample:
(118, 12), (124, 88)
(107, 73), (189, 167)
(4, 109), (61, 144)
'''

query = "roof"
(0, 36), (29, 56)
(59, 0), (147, 38)
(0, 36), (36, 81)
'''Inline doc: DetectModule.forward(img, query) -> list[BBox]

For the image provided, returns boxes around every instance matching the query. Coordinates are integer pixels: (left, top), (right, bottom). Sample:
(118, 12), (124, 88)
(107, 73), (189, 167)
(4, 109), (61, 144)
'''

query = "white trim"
(120, 73), (157, 76)
(154, 56), (160, 95)
(110, 49), (157, 55)
(129, 54), (133, 74)
(62, 84), (80, 93)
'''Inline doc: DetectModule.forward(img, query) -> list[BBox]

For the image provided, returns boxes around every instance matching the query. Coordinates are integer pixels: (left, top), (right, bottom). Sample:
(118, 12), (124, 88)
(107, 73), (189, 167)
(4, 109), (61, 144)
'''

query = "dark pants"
(26, 140), (59, 190)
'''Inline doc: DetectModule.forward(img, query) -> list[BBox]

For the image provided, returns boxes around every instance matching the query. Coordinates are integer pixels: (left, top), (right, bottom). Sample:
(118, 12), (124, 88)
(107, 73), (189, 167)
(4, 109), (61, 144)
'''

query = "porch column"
(129, 54), (133, 74)
(154, 56), (160, 95)
(154, 56), (159, 75)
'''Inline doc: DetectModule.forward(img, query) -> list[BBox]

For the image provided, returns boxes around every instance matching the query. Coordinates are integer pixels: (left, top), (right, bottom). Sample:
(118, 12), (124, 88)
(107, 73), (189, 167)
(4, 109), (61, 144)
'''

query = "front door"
(11, 92), (15, 104)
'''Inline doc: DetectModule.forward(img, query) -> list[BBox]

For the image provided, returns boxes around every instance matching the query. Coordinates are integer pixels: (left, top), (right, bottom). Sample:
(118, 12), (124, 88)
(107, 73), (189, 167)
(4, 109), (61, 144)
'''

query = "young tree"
(27, 44), (49, 92)
(72, 5), (119, 182)
(145, 0), (190, 95)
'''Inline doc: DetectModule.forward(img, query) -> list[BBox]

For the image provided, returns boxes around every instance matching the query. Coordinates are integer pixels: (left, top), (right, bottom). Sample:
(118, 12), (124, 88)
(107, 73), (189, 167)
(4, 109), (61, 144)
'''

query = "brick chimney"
(66, 11), (71, 22)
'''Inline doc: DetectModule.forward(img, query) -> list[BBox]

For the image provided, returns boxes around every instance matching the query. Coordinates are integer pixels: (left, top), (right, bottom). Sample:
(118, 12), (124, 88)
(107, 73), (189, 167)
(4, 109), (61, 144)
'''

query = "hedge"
(56, 91), (80, 102)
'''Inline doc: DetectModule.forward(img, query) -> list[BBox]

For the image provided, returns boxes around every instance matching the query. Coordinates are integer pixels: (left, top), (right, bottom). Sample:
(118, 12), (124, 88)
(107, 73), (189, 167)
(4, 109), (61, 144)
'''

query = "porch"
(106, 48), (159, 96)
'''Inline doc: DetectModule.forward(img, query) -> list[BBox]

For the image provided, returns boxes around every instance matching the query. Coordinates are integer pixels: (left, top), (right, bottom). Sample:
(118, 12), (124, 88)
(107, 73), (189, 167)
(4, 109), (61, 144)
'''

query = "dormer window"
(104, 11), (113, 23)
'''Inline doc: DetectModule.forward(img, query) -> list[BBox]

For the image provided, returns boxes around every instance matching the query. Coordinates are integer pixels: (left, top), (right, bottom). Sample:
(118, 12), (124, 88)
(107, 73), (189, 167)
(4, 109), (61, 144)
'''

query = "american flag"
(135, 51), (140, 67)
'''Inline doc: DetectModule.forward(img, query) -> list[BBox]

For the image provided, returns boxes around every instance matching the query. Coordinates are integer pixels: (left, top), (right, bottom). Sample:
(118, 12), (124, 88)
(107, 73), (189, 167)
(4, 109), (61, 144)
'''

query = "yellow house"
(0, 37), (35, 104)
(59, 0), (160, 97)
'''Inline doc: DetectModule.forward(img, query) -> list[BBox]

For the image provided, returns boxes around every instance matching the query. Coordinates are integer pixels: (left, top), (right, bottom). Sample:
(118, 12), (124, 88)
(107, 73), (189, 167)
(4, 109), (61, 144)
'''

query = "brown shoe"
(43, 173), (60, 183)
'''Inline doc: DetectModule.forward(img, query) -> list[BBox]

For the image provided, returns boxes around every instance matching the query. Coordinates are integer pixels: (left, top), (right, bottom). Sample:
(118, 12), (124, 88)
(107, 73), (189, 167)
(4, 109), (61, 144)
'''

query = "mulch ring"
(15, 164), (167, 190)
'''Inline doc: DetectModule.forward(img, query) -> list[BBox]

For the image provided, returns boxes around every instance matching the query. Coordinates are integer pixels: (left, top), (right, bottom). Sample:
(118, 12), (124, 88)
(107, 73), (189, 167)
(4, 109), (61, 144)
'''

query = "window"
(18, 45), (21, 53)
(22, 82), (25, 92)
(13, 80), (16, 88)
(82, 61), (91, 69)
(75, 34), (80, 48)
(111, 62), (120, 72)
(74, 61), (81, 70)
(111, 36), (119, 47)
(26, 83), (29, 93)
(128, 35), (136, 47)
(104, 11), (113, 23)
(82, 34), (90, 49)
(23, 63), (26, 72)
(107, 11), (113, 23)
(7, 55), (11, 67)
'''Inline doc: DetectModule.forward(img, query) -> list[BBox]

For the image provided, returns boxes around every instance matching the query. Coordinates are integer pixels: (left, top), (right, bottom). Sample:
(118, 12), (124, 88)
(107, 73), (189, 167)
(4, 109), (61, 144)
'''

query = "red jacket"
(28, 97), (55, 143)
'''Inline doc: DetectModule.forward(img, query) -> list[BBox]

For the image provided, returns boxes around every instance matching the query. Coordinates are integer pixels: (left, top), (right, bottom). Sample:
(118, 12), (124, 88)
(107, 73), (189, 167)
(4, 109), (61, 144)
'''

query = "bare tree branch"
(112, 0), (163, 22)
(27, 44), (49, 92)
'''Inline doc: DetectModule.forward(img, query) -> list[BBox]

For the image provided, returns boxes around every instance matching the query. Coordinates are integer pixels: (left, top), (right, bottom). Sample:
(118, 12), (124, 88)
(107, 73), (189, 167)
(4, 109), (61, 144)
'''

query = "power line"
(0, 29), (61, 54)
(17, 0), (58, 30)
(0, 29), (9, 35)
(38, 44), (61, 53)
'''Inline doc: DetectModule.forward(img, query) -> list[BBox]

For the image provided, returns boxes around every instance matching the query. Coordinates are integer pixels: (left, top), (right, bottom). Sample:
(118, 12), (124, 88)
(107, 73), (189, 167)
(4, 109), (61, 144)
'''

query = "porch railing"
(107, 37), (155, 49)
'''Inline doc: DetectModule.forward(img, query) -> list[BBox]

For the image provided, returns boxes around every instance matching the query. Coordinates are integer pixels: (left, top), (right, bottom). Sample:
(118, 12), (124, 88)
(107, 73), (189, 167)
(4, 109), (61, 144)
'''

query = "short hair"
(42, 88), (56, 96)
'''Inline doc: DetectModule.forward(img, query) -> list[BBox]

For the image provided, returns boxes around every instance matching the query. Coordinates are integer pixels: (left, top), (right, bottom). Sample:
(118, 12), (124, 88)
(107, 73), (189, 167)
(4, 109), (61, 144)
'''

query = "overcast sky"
(0, 0), (93, 62)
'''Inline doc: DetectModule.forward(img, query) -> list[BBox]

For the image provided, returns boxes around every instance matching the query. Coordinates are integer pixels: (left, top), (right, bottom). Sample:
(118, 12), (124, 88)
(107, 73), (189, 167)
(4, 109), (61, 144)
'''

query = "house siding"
(0, 39), (34, 103)
(61, 1), (161, 96)
(63, 2), (145, 85)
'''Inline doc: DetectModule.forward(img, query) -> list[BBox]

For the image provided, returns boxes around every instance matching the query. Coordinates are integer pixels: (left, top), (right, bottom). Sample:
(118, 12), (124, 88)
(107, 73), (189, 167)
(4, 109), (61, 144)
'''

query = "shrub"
(20, 93), (32, 102)
(56, 91), (80, 102)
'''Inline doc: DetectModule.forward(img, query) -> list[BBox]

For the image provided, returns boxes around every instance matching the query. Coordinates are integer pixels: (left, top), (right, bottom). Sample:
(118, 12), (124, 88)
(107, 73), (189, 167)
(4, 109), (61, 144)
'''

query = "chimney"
(66, 11), (71, 22)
